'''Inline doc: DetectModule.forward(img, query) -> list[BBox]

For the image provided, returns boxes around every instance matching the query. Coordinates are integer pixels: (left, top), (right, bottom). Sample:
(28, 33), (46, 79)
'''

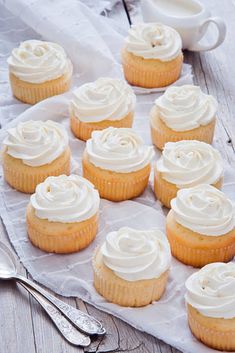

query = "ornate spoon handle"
(16, 274), (105, 336)
(19, 281), (90, 346)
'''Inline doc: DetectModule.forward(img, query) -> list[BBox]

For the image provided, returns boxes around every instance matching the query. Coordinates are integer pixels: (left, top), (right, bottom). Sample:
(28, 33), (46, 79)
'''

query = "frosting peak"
(30, 174), (100, 223)
(3, 120), (69, 167)
(70, 78), (136, 123)
(185, 262), (235, 319)
(101, 227), (171, 281)
(153, 85), (218, 131)
(125, 23), (182, 61)
(86, 127), (154, 173)
(7, 40), (72, 83)
(171, 185), (235, 236)
(156, 140), (223, 188)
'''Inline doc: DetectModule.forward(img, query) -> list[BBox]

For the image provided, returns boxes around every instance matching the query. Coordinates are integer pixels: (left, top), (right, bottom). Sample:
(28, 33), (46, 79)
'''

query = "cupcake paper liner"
(93, 248), (169, 307)
(150, 112), (216, 150)
(3, 147), (71, 194)
(167, 235), (235, 267)
(82, 153), (151, 201)
(27, 204), (98, 253)
(187, 304), (235, 351)
(9, 71), (72, 105)
(70, 111), (133, 142)
(166, 210), (235, 267)
(121, 49), (183, 88)
(154, 168), (223, 208)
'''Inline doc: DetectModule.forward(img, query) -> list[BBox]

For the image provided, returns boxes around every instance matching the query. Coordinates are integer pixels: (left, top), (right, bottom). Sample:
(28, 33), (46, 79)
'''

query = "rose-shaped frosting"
(156, 141), (223, 188)
(7, 40), (72, 83)
(100, 227), (171, 281)
(125, 23), (182, 61)
(3, 120), (69, 167)
(70, 78), (136, 123)
(85, 127), (154, 173)
(153, 85), (218, 131)
(185, 262), (235, 319)
(30, 174), (100, 223)
(171, 185), (234, 236)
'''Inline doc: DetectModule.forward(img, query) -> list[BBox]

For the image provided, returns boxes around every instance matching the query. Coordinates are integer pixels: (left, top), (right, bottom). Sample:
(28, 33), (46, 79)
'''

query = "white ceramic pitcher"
(141, 0), (226, 51)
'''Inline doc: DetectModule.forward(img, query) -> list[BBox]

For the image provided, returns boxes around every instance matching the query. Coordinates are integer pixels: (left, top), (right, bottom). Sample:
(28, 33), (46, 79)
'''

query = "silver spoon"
(20, 281), (91, 346)
(0, 242), (90, 346)
(0, 241), (106, 336)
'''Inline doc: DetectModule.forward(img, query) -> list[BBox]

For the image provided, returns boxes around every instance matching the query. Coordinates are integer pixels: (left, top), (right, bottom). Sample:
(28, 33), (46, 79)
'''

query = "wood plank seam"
(198, 54), (235, 152)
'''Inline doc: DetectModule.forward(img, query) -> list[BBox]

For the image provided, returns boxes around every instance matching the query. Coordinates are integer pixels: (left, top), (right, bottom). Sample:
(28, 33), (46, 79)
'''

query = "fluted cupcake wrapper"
(123, 65), (182, 89)
(93, 248), (169, 307)
(150, 114), (216, 151)
(166, 210), (235, 267)
(83, 172), (150, 201)
(9, 71), (72, 105)
(167, 232), (235, 268)
(3, 147), (71, 194)
(82, 154), (151, 201)
(154, 168), (223, 208)
(187, 304), (235, 351)
(70, 111), (134, 142)
(27, 204), (98, 253)
(121, 49), (183, 88)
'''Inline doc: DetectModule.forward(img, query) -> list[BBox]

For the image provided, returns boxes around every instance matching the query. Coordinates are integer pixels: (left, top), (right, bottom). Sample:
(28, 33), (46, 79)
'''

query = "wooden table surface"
(0, 1), (234, 353)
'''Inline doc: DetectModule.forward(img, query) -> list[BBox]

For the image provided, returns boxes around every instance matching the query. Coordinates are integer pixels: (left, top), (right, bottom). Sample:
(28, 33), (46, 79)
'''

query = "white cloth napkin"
(0, 94), (235, 353)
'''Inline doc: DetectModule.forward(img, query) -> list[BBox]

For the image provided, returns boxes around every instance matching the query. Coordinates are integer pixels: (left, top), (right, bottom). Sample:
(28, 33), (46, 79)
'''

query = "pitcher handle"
(188, 17), (226, 52)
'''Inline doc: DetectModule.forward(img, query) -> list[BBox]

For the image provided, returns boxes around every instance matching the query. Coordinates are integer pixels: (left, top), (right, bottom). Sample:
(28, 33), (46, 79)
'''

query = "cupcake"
(154, 140), (223, 208)
(121, 23), (183, 88)
(27, 174), (100, 253)
(166, 185), (235, 267)
(70, 77), (136, 141)
(93, 227), (171, 307)
(82, 127), (154, 201)
(150, 85), (218, 150)
(2, 120), (71, 193)
(185, 262), (235, 351)
(7, 40), (73, 104)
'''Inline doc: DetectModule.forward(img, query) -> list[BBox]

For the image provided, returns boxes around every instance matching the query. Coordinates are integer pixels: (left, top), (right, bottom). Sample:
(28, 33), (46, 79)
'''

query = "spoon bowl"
(0, 242), (18, 279)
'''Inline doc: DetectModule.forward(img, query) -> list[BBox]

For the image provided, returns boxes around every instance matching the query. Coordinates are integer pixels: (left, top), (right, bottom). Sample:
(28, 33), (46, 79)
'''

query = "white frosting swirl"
(171, 185), (234, 236)
(156, 141), (223, 188)
(3, 120), (69, 167)
(154, 85), (218, 131)
(30, 174), (100, 223)
(185, 262), (235, 319)
(7, 40), (72, 83)
(70, 78), (136, 123)
(86, 127), (154, 173)
(125, 23), (182, 61)
(101, 227), (171, 281)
